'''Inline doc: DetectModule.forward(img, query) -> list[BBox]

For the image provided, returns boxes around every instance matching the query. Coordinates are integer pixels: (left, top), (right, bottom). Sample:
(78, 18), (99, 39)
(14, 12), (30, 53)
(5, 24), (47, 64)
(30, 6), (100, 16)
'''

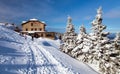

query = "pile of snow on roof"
(29, 18), (38, 21)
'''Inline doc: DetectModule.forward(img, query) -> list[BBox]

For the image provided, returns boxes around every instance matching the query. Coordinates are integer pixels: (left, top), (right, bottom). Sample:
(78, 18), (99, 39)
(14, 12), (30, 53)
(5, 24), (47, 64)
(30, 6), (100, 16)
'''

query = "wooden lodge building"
(21, 18), (55, 40)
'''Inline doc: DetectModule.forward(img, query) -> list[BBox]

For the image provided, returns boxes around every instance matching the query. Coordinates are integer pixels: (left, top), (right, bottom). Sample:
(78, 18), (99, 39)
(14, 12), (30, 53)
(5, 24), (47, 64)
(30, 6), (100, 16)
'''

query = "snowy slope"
(36, 39), (98, 74)
(0, 25), (98, 74)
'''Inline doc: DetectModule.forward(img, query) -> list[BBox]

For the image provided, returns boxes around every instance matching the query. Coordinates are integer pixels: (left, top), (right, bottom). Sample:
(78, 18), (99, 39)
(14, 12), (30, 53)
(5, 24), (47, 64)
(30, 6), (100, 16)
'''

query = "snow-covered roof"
(29, 19), (45, 24)
(22, 21), (26, 23)
(21, 18), (46, 26)
(29, 18), (38, 21)
(41, 21), (45, 24)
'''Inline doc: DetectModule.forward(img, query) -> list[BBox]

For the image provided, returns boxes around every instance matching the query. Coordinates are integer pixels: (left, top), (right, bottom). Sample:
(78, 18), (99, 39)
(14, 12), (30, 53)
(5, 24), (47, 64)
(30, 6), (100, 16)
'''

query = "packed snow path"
(0, 25), (98, 74)
(26, 41), (73, 74)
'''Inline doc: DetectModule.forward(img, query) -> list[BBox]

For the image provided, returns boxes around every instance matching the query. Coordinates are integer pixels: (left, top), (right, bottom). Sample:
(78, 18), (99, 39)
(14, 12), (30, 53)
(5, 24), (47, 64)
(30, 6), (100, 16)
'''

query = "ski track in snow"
(0, 25), (98, 74)
(26, 40), (73, 74)
(27, 42), (37, 74)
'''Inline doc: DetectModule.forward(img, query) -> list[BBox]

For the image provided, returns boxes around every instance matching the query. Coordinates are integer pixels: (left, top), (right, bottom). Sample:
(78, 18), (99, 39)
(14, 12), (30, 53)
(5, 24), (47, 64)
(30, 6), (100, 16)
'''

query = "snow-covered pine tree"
(90, 6), (108, 60)
(90, 6), (111, 73)
(72, 25), (93, 62)
(61, 16), (77, 56)
(114, 32), (120, 54)
(110, 32), (120, 74)
(99, 32), (120, 74)
(71, 25), (86, 58)
(89, 7), (120, 74)
(114, 32), (120, 46)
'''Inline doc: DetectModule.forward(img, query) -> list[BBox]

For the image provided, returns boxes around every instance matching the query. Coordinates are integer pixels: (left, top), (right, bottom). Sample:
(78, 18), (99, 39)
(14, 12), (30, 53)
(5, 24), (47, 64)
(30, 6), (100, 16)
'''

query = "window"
(26, 28), (28, 31)
(31, 28), (33, 31)
(31, 23), (33, 26)
(46, 34), (52, 37)
(39, 28), (42, 31)
(41, 34), (43, 37)
(35, 28), (37, 31)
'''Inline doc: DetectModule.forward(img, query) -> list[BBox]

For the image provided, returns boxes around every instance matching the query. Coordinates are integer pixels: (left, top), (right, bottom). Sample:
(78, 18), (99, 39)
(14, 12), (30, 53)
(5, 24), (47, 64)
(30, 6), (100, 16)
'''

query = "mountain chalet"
(21, 19), (55, 40)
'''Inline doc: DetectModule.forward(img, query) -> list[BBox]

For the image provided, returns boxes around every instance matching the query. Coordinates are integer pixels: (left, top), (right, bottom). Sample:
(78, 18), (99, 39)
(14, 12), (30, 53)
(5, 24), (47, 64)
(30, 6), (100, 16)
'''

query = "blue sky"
(0, 0), (120, 33)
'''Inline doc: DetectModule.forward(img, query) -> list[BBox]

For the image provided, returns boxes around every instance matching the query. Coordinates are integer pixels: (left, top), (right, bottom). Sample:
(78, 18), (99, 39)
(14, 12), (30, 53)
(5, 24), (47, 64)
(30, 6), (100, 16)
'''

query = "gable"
(22, 20), (46, 27)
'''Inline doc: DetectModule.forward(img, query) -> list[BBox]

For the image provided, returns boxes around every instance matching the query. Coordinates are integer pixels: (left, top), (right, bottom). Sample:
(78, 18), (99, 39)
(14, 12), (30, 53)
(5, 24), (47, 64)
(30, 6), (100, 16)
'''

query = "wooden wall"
(22, 21), (45, 31)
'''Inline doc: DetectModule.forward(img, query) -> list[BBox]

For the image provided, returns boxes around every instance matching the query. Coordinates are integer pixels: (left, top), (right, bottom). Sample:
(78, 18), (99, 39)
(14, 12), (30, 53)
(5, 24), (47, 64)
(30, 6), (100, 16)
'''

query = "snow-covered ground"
(0, 25), (98, 74)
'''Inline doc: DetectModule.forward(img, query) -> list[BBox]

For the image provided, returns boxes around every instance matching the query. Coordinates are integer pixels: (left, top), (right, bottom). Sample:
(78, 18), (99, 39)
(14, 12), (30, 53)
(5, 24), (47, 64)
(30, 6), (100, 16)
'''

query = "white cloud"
(104, 7), (120, 19)
(106, 28), (120, 33)
(83, 16), (92, 20)
(0, 0), (54, 23)
(0, 3), (28, 19)
(51, 16), (66, 22)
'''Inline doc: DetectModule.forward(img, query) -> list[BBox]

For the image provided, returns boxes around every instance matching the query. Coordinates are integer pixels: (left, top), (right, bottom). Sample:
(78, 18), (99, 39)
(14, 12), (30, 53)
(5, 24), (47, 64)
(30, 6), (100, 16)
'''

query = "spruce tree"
(90, 7), (120, 74)
(61, 16), (77, 56)
(72, 25), (93, 61)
